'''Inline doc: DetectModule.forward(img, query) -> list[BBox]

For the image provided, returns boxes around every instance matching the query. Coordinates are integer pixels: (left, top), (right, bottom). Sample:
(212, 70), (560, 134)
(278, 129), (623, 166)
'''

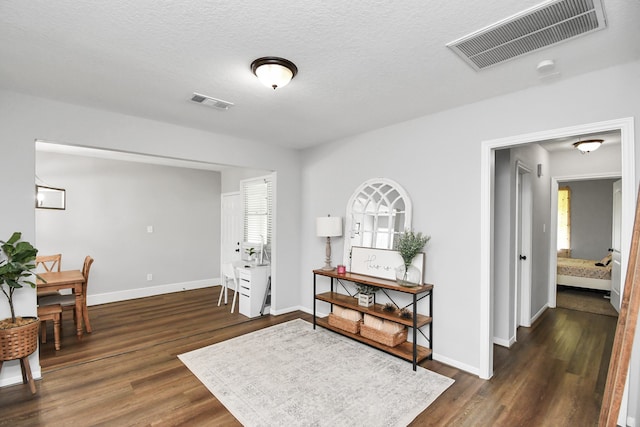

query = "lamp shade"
(316, 216), (342, 237)
(573, 139), (603, 153)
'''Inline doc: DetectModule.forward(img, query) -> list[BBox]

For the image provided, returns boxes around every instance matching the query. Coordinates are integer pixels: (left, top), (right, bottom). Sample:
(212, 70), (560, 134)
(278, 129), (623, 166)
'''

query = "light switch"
(147, 225), (153, 233)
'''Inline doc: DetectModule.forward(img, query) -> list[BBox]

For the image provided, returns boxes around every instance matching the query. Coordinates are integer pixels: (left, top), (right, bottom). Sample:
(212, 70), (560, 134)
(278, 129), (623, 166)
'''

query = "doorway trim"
(547, 173), (622, 309)
(515, 161), (533, 329)
(480, 117), (635, 380)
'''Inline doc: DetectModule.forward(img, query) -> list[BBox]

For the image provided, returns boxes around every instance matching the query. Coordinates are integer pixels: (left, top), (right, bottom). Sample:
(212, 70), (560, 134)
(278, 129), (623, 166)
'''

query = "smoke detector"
(447, 0), (607, 70)
(190, 93), (234, 110)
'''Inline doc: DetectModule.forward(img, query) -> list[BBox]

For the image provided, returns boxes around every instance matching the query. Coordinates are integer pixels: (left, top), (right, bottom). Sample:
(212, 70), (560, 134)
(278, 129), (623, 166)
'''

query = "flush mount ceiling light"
(573, 138), (603, 153)
(251, 56), (298, 90)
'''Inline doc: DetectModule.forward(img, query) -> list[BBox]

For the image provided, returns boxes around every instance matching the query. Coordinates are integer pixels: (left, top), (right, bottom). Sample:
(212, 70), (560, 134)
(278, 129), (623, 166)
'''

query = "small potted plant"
(355, 284), (378, 307)
(395, 230), (430, 286)
(0, 232), (41, 393)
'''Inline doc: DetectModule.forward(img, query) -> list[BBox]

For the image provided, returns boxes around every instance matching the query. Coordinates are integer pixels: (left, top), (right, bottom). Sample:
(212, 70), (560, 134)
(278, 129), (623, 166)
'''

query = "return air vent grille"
(190, 93), (234, 110)
(447, 0), (606, 70)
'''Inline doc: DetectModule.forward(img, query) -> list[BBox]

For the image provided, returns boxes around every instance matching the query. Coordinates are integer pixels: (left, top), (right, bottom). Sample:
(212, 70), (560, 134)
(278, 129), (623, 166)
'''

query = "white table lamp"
(316, 215), (343, 271)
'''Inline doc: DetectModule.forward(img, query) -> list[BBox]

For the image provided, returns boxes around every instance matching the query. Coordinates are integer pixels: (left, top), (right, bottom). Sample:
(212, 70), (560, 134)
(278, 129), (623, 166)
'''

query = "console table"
(313, 269), (433, 371)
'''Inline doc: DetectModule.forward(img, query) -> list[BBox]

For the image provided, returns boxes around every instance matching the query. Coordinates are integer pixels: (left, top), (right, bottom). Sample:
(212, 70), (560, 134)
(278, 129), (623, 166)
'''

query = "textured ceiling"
(2, 1), (639, 150)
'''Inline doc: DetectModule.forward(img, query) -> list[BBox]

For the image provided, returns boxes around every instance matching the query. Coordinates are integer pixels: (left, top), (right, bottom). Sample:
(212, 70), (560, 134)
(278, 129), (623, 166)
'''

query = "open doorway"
(551, 176), (621, 316)
(480, 117), (635, 383)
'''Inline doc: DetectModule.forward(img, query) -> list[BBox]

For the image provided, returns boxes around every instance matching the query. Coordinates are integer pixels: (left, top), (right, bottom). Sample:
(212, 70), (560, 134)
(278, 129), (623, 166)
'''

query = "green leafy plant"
(0, 232), (40, 324)
(395, 230), (430, 270)
(356, 284), (378, 295)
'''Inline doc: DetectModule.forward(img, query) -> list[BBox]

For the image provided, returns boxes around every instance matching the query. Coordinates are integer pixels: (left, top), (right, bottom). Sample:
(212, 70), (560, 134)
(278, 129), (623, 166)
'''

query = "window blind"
(242, 177), (272, 246)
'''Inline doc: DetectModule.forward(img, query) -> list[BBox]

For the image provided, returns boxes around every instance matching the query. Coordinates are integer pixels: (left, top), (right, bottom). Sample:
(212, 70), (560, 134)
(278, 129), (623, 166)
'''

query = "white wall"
(550, 143), (621, 177)
(0, 89), (302, 386)
(221, 167), (271, 193)
(300, 60), (640, 396)
(36, 151), (221, 303)
(561, 178), (617, 260)
(493, 149), (513, 345)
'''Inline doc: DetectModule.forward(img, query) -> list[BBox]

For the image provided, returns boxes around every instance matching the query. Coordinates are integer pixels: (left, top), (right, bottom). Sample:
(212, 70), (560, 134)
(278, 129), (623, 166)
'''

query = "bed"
(556, 255), (612, 291)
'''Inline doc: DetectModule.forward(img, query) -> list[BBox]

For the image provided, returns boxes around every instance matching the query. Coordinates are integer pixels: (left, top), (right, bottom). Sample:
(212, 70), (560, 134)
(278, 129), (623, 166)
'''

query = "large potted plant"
(395, 230), (430, 287)
(0, 232), (41, 393)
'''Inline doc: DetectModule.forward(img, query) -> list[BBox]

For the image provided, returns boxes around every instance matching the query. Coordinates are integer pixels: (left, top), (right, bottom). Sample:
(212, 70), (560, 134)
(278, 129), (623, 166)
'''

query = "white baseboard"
(432, 352), (480, 377)
(0, 359), (41, 388)
(530, 303), (548, 324)
(87, 279), (218, 306)
(271, 305), (317, 316)
(493, 335), (516, 348)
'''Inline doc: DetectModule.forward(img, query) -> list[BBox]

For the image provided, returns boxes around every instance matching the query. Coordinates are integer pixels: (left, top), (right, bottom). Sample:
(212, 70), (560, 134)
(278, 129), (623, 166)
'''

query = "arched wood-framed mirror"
(343, 178), (412, 269)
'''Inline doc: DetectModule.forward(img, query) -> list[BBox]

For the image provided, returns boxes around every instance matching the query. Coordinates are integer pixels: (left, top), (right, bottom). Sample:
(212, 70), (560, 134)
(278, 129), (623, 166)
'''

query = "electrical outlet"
(147, 273), (153, 281)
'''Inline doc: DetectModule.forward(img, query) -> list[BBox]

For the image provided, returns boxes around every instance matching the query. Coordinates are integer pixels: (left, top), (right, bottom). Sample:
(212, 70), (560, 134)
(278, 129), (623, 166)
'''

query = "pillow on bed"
(596, 253), (612, 267)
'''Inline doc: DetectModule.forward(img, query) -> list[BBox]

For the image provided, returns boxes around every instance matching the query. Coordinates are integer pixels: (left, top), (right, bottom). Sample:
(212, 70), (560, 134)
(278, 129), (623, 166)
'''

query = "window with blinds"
(241, 176), (273, 247)
(557, 186), (571, 254)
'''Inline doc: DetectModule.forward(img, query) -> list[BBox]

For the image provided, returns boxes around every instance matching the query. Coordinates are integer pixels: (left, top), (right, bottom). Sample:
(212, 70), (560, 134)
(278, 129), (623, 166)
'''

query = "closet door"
(610, 179), (622, 311)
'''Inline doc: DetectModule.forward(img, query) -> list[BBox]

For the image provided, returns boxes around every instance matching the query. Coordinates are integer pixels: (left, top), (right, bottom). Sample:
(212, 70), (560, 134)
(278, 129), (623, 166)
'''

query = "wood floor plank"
(0, 287), (617, 426)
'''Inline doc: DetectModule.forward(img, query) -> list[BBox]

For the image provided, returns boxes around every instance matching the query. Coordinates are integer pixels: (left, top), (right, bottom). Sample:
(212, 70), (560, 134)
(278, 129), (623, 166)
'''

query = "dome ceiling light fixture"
(573, 138), (604, 154)
(250, 56), (298, 90)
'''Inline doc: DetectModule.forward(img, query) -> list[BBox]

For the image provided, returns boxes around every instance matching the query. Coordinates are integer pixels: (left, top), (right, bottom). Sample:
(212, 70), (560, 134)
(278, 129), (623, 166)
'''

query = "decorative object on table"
(328, 306), (362, 334)
(343, 178), (413, 272)
(350, 246), (425, 282)
(0, 232), (42, 394)
(395, 230), (430, 287)
(316, 215), (343, 271)
(399, 308), (413, 320)
(356, 283), (378, 307)
(336, 264), (346, 274)
(245, 247), (256, 262)
(360, 314), (408, 347)
(383, 302), (397, 313)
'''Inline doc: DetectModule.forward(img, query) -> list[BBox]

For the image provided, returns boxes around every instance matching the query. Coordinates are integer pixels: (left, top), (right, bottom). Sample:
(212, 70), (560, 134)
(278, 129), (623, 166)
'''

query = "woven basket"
(328, 313), (362, 334)
(0, 317), (40, 361)
(360, 323), (408, 347)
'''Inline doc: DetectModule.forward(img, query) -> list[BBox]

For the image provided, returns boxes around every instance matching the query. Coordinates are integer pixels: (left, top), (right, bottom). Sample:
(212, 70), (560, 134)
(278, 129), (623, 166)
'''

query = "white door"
(610, 179), (622, 311)
(515, 162), (533, 330)
(221, 192), (243, 266)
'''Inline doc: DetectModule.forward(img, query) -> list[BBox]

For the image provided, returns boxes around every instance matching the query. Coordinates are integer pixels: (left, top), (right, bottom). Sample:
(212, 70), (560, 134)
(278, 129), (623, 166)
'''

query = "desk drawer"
(239, 293), (251, 315)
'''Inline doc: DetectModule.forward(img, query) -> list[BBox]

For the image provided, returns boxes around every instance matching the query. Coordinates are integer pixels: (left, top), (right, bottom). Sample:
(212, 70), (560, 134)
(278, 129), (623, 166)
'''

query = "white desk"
(236, 264), (270, 318)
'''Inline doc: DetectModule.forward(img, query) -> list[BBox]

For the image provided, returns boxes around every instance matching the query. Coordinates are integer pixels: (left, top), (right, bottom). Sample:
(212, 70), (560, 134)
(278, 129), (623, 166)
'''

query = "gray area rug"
(557, 287), (618, 317)
(178, 319), (454, 427)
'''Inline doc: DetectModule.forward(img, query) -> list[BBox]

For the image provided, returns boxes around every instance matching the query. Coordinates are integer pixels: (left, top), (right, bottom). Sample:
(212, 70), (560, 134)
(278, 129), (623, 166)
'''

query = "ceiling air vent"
(190, 92), (234, 110)
(447, 0), (606, 71)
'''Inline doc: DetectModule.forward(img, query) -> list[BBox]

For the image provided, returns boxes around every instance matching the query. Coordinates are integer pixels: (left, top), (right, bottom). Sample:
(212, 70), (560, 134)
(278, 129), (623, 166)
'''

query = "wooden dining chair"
(36, 254), (63, 298)
(35, 254), (62, 272)
(37, 304), (63, 350)
(38, 256), (95, 334)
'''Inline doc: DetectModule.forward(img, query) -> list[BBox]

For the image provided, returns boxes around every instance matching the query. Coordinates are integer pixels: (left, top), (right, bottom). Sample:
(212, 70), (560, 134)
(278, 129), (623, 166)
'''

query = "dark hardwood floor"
(0, 288), (616, 426)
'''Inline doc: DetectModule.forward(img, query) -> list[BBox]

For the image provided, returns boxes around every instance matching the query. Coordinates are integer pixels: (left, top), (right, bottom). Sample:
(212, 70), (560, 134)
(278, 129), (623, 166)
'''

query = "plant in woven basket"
(0, 232), (40, 326)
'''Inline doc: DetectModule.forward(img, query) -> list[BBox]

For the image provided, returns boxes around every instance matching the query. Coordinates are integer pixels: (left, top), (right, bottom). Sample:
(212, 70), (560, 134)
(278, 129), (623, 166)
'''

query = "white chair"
(218, 263), (239, 313)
